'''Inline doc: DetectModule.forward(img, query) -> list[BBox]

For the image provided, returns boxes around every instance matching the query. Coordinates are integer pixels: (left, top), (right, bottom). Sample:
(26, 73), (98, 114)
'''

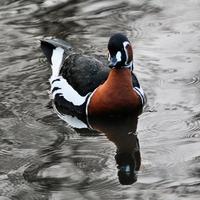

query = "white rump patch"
(116, 51), (122, 62)
(50, 76), (89, 106)
(51, 47), (64, 78)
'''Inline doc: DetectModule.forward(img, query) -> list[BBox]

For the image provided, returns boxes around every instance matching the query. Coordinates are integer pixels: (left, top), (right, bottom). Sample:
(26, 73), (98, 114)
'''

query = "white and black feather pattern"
(134, 86), (146, 106)
(41, 38), (146, 120)
(41, 38), (109, 95)
(60, 54), (109, 96)
(49, 47), (91, 121)
(50, 47), (64, 78)
(40, 38), (72, 65)
(131, 73), (147, 106)
(50, 76), (90, 106)
(41, 39), (92, 120)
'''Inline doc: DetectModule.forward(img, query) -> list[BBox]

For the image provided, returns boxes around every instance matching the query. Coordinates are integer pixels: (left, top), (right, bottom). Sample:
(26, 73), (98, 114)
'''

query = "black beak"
(109, 56), (118, 68)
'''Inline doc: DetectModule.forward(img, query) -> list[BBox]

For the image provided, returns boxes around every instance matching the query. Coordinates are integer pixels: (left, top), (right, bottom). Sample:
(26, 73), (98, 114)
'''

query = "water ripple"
(24, 137), (118, 195)
(187, 76), (200, 87)
(139, 110), (189, 140)
(185, 114), (200, 138)
(1, 0), (200, 199)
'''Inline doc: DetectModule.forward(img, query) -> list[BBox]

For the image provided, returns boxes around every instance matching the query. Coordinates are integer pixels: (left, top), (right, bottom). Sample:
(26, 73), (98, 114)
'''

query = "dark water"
(0, 0), (200, 199)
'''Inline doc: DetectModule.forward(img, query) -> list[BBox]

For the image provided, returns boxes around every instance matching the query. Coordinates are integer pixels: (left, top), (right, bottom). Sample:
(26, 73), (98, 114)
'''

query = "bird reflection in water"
(89, 115), (141, 185)
(57, 109), (141, 185)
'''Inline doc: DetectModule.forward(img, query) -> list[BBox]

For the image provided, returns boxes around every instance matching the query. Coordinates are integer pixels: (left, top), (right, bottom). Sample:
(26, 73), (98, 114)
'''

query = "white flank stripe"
(60, 114), (88, 129)
(135, 86), (145, 97)
(85, 88), (96, 117)
(51, 76), (89, 106)
(85, 88), (97, 127)
(54, 106), (88, 129)
(51, 47), (64, 78)
(134, 86), (145, 105)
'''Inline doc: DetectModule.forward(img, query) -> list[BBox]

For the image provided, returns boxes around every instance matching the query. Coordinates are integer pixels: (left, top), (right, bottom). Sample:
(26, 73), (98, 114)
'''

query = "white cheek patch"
(116, 51), (122, 62)
(49, 47), (90, 108)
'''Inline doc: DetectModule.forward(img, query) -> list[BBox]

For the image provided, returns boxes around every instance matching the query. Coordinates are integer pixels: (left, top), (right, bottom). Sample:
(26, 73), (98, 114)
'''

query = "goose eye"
(124, 43), (131, 52)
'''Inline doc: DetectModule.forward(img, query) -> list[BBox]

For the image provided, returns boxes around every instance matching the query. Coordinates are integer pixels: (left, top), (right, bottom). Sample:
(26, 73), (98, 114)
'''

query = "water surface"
(0, 0), (200, 199)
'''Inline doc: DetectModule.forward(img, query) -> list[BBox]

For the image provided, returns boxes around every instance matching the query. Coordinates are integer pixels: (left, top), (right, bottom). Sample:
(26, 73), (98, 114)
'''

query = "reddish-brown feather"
(127, 44), (133, 64)
(88, 68), (141, 117)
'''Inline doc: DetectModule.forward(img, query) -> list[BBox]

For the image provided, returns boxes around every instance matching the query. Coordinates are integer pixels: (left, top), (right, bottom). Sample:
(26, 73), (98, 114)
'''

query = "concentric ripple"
(138, 109), (189, 140)
(24, 136), (119, 196)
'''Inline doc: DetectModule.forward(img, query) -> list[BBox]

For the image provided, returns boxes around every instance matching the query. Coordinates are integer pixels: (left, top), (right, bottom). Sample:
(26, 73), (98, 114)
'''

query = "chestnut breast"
(88, 69), (141, 117)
